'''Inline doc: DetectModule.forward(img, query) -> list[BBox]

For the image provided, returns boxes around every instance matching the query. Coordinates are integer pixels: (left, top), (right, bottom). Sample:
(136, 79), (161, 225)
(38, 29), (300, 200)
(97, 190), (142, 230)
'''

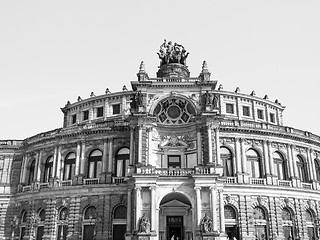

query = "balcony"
(301, 182), (312, 189)
(39, 183), (49, 189)
(278, 180), (292, 187)
(60, 180), (72, 187)
(112, 177), (128, 184)
(226, 177), (237, 184)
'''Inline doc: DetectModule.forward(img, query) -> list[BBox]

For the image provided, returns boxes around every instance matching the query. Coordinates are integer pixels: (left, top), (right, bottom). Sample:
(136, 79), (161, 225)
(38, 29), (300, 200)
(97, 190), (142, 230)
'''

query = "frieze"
(294, 146), (307, 154)
(245, 139), (262, 147)
(220, 138), (235, 145)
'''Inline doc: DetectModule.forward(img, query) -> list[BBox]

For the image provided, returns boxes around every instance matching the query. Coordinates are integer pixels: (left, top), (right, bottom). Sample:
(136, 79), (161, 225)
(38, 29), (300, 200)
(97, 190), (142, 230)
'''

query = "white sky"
(1, 1), (320, 140)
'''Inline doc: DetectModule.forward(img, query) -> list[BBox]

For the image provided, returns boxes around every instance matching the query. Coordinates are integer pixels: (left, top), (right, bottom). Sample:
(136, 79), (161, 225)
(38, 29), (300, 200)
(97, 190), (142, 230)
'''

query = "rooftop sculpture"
(157, 39), (189, 67)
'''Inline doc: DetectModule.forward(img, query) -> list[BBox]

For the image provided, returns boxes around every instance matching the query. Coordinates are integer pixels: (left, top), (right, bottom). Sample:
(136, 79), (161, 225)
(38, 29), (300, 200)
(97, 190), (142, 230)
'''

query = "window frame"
(112, 104), (121, 115)
(87, 150), (102, 179)
(96, 106), (104, 118)
(82, 110), (89, 121)
(257, 109), (264, 120)
(242, 106), (251, 117)
(226, 103), (235, 114)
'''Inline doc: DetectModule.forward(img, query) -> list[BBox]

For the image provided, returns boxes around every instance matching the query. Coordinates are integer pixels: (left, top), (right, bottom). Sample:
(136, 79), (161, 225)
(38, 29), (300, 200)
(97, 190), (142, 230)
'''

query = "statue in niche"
(138, 213), (150, 233)
(201, 213), (213, 233)
(157, 39), (189, 66)
(203, 91), (213, 106)
(130, 91), (143, 112)
(212, 93), (219, 109)
(203, 91), (219, 110)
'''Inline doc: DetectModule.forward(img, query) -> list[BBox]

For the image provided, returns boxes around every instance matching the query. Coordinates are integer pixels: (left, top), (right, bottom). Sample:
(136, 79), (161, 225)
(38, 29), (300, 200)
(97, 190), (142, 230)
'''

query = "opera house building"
(1, 41), (320, 240)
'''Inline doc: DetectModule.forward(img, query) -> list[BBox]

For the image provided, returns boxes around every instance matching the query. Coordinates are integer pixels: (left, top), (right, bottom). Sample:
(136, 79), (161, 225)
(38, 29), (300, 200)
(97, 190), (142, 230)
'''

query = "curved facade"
(1, 43), (320, 240)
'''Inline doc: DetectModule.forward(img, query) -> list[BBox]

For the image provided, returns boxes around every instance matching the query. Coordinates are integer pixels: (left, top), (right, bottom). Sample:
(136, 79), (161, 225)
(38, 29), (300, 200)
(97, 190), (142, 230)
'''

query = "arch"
(253, 206), (267, 220)
(253, 206), (269, 240)
(113, 205), (127, 219)
(246, 148), (262, 178)
(38, 209), (45, 222)
(159, 191), (192, 207)
(115, 147), (130, 177)
(220, 146), (234, 177)
(314, 159), (320, 181)
(273, 151), (288, 180)
(28, 160), (36, 185)
(282, 207), (294, 221)
(20, 210), (27, 224)
(43, 156), (53, 183)
(83, 206), (97, 220)
(224, 205), (237, 219)
(87, 149), (102, 178)
(296, 154), (308, 182)
(63, 152), (76, 180)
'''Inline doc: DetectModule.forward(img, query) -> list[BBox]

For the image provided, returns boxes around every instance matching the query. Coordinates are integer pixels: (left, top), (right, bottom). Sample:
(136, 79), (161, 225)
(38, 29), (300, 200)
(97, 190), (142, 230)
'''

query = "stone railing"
(22, 185), (32, 192)
(301, 182), (312, 189)
(39, 183), (49, 189)
(278, 180), (292, 187)
(250, 178), (266, 185)
(83, 178), (99, 185)
(112, 177), (128, 184)
(60, 180), (72, 187)
(226, 177), (237, 184)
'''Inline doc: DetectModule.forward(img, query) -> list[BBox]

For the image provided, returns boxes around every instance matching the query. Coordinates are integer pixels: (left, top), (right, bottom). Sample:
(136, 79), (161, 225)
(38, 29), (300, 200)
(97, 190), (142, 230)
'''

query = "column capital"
(217, 188), (223, 194)
(149, 186), (156, 191)
(209, 186), (217, 191)
(194, 186), (201, 191)
(135, 187), (142, 191)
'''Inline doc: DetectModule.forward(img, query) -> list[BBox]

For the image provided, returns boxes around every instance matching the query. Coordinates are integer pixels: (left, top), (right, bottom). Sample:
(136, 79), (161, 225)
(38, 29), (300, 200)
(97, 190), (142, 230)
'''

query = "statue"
(203, 91), (213, 106)
(130, 91), (143, 113)
(212, 93), (219, 109)
(138, 213), (150, 233)
(157, 40), (189, 67)
(201, 213), (213, 233)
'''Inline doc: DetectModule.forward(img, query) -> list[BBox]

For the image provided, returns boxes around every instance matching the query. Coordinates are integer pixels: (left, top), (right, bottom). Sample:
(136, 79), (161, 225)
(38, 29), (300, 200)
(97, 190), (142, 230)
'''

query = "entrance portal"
(167, 216), (183, 240)
(159, 192), (192, 240)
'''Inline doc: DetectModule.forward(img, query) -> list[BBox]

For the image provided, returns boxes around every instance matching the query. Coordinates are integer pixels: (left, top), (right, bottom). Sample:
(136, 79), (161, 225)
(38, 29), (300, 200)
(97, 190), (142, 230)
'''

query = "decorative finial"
(263, 95), (269, 100)
(250, 91), (256, 96)
(66, 101), (71, 106)
(275, 99), (281, 105)
(122, 85), (128, 91)
(90, 92), (95, 97)
(139, 61), (145, 73)
(77, 96), (82, 101)
(235, 87), (240, 93)
(218, 84), (223, 91)
(202, 61), (209, 73)
(105, 88), (111, 94)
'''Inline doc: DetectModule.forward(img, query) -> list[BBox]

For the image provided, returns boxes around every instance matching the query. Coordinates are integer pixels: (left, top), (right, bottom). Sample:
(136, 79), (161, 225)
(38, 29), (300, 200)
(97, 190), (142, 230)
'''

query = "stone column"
(126, 188), (132, 233)
(267, 141), (275, 176)
(290, 145), (298, 178)
(195, 187), (201, 229)
(306, 148), (314, 181)
(207, 124), (213, 164)
(240, 138), (247, 173)
(235, 138), (242, 174)
(263, 141), (270, 176)
(310, 149), (317, 181)
(135, 187), (142, 231)
(129, 128), (134, 165)
(218, 189), (225, 233)
(75, 142), (81, 176)
(20, 155), (26, 183)
(197, 128), (202, 165)
(22, 155), (28, 184)
(80, 142), (86, 176)
(215, 128), (221, 166)
(100, 141), (108, 183)
(147, 127), (153, 166)
(52, 146), (58, 180)
(150, 186), (156, 232)
(108, 138), (113, 173)
(210, 187), (218, 232)
(138, 126), (143, 163)
(35, 151), (42, 182)
(56, 146), (62, 179)
(286, 144), (294, 179)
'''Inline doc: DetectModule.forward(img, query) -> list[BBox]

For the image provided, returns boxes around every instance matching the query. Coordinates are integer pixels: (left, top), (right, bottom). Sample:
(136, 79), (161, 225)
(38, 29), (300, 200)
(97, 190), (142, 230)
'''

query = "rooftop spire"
(199, 61), (211, 81)
(137, 61), (149, 81)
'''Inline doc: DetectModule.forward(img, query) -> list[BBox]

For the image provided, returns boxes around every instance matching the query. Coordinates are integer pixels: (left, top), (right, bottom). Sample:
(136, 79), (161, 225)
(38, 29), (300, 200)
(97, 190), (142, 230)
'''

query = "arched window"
(273, 151), (287, 180)
(253, 206), (268, 240)
(224, 205), (239, 240)
(83, 206), (97, 240)
(63, 153), (76, 180)
(306, 209), (316, 240)
(20, 211), (27, 240)
(87, 150), (102, 179)
(296, 155), (308, 182)
(220, 147), (234, 177)
(246, 149), (262, 178)
(43, 156), (53, 183)
(113, 206), (127, 240)
(282, 207), (295, 240)
(57, 207), (68, 240)
(116, 148), (130, 177)
(36, 209), (45, 240)
(314, 159), (320, 181)
(28, 160), (35, 185)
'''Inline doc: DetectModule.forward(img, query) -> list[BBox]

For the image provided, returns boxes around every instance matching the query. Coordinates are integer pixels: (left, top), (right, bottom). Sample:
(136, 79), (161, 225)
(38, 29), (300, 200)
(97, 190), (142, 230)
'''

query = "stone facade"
(1, 43), (320, 240)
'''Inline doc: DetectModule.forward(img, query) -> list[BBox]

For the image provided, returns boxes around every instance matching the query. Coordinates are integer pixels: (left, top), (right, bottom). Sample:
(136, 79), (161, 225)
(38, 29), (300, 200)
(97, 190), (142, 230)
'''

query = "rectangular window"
(96, 107), (104, 117)
(168, 155), (181, 168)
(113, 104), (121, 115)
(226, 103), (235, 114)
(242, 106), (250, 116)
(71, 114), (77, 124)
(83, 110), (89, 121)
(269, 113), (275, 123)
(257, 109), (264, 119)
